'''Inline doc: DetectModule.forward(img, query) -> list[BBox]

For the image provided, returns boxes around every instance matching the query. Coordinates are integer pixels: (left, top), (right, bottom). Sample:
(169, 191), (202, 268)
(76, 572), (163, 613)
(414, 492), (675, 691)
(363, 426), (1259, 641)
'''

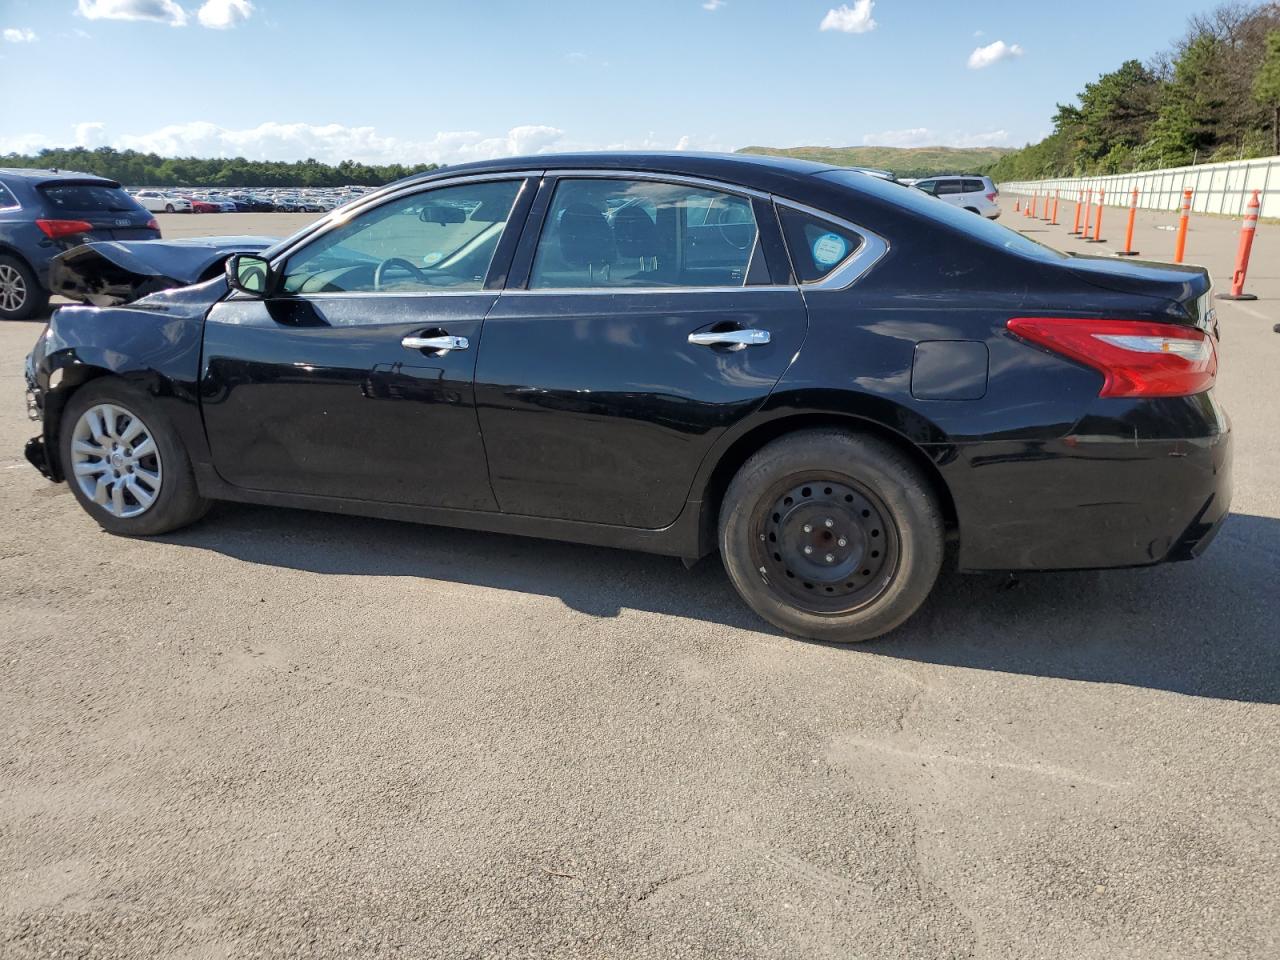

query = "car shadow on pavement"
(164, 505), (1280, 705)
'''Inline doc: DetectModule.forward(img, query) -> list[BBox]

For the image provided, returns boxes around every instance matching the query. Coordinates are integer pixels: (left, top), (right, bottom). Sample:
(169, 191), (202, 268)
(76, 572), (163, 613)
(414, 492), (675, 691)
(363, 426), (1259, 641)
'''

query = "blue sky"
(0, 0), (1214, 164)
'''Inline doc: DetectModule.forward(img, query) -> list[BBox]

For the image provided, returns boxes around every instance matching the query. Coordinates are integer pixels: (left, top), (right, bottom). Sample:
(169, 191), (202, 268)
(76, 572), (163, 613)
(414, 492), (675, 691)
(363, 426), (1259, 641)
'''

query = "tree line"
(0, 146), (439, 188)
(988, 1), (1280, 181)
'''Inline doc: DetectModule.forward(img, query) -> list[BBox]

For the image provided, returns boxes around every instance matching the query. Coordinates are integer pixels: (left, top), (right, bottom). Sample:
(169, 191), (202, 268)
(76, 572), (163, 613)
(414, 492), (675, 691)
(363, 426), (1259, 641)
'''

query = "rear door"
(473, 173), (808, 529)
(37, 181), (155, 239)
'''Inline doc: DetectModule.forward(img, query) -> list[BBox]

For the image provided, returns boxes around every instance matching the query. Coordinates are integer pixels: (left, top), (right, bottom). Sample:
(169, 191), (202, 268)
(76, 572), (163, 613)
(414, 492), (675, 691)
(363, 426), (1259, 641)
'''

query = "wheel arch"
(694, 411), (959, 557)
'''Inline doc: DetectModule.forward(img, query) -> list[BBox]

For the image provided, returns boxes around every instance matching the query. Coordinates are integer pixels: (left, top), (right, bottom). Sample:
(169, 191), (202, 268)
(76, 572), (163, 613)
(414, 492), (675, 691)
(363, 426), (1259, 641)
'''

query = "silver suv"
(911, 175), (1001, 219)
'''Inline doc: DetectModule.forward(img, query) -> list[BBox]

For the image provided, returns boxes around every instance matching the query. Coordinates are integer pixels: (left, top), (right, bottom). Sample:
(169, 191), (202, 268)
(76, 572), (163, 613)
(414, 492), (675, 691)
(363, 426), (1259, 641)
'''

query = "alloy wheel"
(0, 264), (27, 313)
(751, 476), (900, 615)
(70, 402), (164, 518)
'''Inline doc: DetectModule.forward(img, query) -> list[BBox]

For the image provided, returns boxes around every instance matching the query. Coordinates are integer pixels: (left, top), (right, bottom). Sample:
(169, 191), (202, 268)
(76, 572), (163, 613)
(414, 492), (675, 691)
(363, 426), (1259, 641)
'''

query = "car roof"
(0, 167), (120, 186)
(390, 151), (842, 193)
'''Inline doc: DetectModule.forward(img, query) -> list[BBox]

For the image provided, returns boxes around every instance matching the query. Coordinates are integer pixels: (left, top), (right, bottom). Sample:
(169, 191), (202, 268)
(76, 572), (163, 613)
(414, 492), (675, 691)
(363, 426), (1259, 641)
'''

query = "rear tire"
(164, 203), (175, 213)
(0, 254), (49, 321)
(59, 378), (211, 537)
(719, 429), (944, 643)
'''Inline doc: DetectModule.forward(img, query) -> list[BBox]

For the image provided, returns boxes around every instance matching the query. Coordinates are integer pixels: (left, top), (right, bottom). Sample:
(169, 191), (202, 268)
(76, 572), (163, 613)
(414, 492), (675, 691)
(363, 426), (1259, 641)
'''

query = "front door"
(473, 175), (809, 529)
(201, 176), (534, 511)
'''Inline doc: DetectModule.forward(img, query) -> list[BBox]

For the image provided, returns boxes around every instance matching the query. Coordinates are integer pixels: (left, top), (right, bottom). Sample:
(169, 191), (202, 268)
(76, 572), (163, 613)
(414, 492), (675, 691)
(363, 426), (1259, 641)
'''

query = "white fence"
(1000, 155), (1280, 219)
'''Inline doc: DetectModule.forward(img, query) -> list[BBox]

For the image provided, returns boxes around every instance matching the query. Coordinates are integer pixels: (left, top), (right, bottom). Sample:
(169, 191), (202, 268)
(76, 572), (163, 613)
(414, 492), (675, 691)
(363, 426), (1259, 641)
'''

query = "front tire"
(59, 378), (210, 536)
(0, 254), (49, 321)
(164, 203), (175, 213)
(719, 429), (944, 643)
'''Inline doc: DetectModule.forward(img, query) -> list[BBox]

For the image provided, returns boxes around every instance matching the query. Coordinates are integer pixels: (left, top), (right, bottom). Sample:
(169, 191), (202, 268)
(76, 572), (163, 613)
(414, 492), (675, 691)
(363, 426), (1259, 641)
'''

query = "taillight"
(1007, 317), (1217, 398)
(35, 219), (94, 239)
(146, 218), (160, 231)
(986, 192), (997, 202)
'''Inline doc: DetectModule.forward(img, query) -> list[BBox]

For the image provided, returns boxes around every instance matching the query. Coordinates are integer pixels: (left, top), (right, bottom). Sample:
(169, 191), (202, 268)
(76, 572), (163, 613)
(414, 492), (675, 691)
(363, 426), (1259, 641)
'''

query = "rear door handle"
(402, 335), (469, 352)
(687, 329), (771, 350)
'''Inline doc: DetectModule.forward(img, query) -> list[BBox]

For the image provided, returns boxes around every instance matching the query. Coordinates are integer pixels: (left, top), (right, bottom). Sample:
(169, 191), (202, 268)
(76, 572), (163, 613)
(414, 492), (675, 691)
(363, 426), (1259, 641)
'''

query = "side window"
(776, 206), (865, 284)
(934, 180), (964, 196)
(0, 183), (18, 210)
(281, 179), (522, 295)
(529, 178), (762, 289)
(962, 179), (985, 193)
(914, 180), (937, 196)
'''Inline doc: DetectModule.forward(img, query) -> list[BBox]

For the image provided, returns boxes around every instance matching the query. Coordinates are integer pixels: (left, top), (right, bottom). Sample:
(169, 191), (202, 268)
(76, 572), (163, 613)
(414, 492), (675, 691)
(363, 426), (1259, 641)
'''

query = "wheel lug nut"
(803, 545), (813, 555)
(802, 524), (812, 533)
(837, 538), (847, 547)
(825, 554), (835, 563)
(824, 519), (834, 528)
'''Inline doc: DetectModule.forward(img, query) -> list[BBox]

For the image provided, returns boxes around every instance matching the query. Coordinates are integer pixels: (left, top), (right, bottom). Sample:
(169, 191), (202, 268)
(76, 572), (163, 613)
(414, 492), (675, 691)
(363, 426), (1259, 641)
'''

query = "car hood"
(49, 235), (277, 306)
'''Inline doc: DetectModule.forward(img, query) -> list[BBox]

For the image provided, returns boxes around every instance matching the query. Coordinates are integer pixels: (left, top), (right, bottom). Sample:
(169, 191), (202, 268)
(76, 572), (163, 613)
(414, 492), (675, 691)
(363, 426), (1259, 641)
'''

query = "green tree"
(1255, 30), (1280, 153)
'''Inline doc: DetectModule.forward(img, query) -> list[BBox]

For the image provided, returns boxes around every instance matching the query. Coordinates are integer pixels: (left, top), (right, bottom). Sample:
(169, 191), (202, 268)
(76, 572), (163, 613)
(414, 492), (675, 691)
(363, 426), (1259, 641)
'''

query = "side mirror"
(226, 253), (273, 297)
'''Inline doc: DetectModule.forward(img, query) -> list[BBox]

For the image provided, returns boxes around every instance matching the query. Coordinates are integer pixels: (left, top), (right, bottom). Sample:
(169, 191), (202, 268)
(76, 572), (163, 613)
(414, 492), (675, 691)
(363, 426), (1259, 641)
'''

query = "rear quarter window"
(962, 179), (985, 193)
(0, 183), (18, 210)
(777, 205), (865, 284)
(38, 183), (144, 214)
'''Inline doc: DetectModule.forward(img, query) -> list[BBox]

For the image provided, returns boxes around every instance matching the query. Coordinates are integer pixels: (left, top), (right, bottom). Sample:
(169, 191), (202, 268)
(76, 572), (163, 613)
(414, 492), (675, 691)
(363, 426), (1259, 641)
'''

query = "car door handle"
(687, 329), (771, 349)
(401, 335), (469, 352)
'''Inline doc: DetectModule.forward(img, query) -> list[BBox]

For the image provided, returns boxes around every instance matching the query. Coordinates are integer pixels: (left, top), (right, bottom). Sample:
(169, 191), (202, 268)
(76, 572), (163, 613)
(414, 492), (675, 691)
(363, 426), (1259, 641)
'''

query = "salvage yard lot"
(1, 210), (1278, 958)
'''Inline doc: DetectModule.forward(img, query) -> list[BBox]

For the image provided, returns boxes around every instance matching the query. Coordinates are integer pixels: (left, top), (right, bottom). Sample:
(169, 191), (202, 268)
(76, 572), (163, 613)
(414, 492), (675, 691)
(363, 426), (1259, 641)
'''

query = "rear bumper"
(942, 404), (1232, 572)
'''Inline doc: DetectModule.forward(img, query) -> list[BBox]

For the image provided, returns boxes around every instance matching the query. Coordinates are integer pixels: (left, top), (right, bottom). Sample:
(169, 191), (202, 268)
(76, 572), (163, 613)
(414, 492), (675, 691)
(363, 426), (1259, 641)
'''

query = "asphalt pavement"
(0, 208), (1276, 959)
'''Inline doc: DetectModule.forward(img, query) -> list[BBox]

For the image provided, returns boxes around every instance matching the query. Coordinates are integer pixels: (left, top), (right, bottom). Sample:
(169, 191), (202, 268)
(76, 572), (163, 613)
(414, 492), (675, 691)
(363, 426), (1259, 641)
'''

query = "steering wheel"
(374, 257), (427, 291)
(715, 205), (754, 252)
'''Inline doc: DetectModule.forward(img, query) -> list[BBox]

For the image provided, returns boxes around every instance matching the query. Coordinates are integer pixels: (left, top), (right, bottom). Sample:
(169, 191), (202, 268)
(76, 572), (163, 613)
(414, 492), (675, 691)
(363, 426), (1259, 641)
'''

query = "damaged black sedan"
(22, 153), (1231, 643)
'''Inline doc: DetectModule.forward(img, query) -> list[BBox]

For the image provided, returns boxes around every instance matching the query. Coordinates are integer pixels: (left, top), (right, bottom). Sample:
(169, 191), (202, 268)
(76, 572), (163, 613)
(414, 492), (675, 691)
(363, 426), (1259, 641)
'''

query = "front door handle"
(402, 335), (469, 353)
(687, 329), (771, 350)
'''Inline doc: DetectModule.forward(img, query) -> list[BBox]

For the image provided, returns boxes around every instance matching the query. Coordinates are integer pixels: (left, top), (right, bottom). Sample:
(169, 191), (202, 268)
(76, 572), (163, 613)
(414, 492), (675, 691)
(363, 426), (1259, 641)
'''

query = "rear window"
(38, 182), (143, 214)
(816, 168), (1067, 262)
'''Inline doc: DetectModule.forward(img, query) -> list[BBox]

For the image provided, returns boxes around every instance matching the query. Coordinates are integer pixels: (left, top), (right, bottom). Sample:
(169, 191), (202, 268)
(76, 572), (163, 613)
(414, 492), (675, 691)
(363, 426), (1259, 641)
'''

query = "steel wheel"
(751, 475), (900, 615)
(0, 263), (27, 313)
(69, 402), (164, 519)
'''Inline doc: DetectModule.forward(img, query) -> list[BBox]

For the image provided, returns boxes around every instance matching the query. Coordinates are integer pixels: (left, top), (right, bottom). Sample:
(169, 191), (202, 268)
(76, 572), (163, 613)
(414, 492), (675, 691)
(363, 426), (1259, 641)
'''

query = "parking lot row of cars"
(128, 185), (376, 214)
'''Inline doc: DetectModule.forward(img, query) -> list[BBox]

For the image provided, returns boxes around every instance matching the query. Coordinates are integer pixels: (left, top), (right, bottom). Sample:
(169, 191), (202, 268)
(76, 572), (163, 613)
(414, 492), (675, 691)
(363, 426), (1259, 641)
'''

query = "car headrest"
(558, 202), (615, 268)
(611, 205), (659, 259)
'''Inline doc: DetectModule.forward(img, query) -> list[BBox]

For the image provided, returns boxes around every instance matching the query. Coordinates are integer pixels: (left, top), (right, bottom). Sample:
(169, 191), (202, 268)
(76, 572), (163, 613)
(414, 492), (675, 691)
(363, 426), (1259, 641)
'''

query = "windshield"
(816, 169), (1067, 262)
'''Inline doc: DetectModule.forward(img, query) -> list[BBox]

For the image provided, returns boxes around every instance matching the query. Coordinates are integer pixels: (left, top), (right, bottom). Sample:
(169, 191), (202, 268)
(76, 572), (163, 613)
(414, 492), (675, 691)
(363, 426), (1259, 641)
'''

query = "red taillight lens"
(986, 192), (997, 202)
(146, 218), (159, 231)
(1007, 317), (1217, 398)
(35, 219), (94, 239)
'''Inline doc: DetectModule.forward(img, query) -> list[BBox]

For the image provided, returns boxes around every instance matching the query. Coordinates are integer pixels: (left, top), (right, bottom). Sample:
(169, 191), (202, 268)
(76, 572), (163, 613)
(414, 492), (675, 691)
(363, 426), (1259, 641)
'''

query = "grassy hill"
(737, 145), (1015, 179)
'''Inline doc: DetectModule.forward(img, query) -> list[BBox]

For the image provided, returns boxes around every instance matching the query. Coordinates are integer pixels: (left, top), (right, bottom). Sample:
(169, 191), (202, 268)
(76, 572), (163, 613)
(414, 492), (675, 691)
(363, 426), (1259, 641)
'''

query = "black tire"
(59, 377), (211, 537)
(0, 253), (49, 322)
(964, 206), (981, 215)
(164, 203), (175, 213)
(719, 429), (944, 643)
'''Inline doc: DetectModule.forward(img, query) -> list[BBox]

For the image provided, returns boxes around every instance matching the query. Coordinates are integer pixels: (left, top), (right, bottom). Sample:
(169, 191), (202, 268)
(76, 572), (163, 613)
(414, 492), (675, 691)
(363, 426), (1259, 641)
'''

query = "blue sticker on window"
(812, 232), (849, 267)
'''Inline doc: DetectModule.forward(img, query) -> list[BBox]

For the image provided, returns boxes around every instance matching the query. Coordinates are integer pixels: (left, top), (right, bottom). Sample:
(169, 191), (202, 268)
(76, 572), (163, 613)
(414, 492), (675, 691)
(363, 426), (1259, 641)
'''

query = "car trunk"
(37, 180), (159, 241)
(1065, 253), (1215, 333)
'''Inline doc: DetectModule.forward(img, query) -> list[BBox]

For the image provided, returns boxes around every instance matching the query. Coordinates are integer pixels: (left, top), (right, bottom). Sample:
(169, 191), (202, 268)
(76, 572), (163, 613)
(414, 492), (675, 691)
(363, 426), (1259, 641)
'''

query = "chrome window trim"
(499, 284), (797, 296)
(543, 169), (771, 201)
(773, 198), (889, 291)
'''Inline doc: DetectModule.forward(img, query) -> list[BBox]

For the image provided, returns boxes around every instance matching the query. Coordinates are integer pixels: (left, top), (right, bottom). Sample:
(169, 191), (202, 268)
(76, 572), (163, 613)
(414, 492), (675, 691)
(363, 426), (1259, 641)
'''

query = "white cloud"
(973, 29), (985, 38)
(0, 121), (729, 164)
(820, 1), (876, 34)
(77, 0), (189, 26)
(196, 0), (253, 29)
(967, 39), (1023, 69)
(3, 27), (38, 42)
(860, 128), (1011, 148)
(702, 0), (727, 10)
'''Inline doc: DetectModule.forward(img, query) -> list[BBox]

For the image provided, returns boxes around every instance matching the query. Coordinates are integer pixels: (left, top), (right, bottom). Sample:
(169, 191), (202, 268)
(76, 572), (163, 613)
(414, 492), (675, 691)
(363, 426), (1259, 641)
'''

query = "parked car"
(134, 191), (193, 214)
(188, 198), (222, 214)
(21, 153), (1229, 643)
(911, 175), (1001, 218)
(0, 168), (159, 321)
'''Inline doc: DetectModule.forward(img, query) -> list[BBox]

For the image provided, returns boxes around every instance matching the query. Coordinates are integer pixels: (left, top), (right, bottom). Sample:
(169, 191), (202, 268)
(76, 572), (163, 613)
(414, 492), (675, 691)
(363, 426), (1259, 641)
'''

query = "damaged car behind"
(22, 153), (1232, 643)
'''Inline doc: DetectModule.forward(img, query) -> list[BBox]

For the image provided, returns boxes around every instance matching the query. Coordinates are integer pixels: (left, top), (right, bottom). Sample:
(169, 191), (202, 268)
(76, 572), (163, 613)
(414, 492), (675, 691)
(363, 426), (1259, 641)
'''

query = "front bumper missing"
(25, 435), (54, 480)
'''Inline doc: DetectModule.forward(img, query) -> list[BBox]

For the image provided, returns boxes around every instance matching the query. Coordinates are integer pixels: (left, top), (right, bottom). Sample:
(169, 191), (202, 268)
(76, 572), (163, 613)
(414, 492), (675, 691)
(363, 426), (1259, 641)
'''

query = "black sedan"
(22, 153), (1231, 642)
